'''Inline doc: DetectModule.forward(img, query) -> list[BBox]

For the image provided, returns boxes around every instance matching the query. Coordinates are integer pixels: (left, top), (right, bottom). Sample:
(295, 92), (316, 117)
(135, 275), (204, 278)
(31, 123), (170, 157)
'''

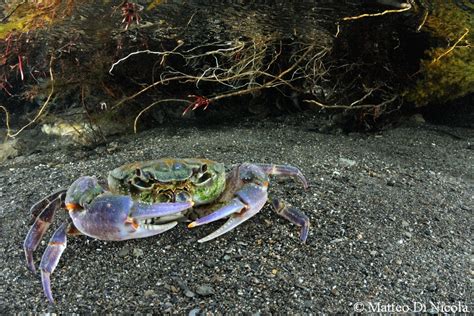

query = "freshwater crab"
(24, 158), (310, 303)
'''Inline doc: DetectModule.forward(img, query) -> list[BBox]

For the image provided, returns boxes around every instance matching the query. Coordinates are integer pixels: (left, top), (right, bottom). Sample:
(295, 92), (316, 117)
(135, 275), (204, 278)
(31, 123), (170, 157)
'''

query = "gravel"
(0, 113), (472, 313)
(195, 285), (215, 297)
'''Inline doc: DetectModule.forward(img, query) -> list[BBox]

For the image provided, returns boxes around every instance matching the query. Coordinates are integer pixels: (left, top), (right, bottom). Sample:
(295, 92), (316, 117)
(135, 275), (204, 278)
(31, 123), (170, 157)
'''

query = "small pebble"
(185, 290), (195, 298)
(133, 248), (144, 257)
(144, 289), (155, 297)
(411, 287), (422, 294)
(196, 285), (214, 296)
(94, 146), (106, 154)
(118, 247), (129, 257)
(427, 283), (437, 292)
(401, 220), (409, 228)
(403, 231), (413, 238)
(304, 300), (313, 308)
(106, 142), (119, 153)
(189, 308), (201, 316)
(223, 255), (231, 261)
(369, 250), (377, 256)
(339, 158), (356, 168)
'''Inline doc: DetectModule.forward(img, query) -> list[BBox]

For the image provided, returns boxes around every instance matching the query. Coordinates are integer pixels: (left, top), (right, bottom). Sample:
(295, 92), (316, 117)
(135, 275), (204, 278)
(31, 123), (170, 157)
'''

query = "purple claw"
(39, 222), (68, 303)
(69, 195), (191, 241)
(129, 221), (178, 239)
(188, 199), (246, 228)
(198, 216), (249, 243)
(197, 183), (268, 243)
(132, 201), (193, 220)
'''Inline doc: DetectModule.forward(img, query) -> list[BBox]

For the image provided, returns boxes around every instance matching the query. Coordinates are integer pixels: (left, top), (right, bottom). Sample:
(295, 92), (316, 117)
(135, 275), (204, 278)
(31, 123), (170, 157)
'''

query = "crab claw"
(68, 194), (193, 241)
(189, 183), (268, 242)
(188, 163), (310, 243)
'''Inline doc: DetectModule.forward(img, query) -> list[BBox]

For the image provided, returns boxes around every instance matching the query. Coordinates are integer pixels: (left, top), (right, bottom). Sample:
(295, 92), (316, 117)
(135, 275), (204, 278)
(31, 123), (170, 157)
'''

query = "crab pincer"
(68, 193), (193, 240)
(189, 182), (269, 242)
(188, 162), (310, 243)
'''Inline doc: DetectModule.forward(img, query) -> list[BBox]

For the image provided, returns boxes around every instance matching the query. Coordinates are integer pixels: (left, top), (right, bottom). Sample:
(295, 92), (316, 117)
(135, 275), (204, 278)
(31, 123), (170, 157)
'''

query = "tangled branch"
(109, 36), (329, 114)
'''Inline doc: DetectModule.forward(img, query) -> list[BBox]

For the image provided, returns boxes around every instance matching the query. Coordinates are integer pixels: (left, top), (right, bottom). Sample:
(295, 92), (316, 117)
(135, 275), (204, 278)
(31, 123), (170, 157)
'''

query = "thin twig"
(304, 95), (397, 110)
(133, 99), (191, 133)
(431, 28), (470, 64)
(6, 55), (55, 138)
(342, 4), (411, 21)
(417, 10), (429, 32)
(109, 41), (185, 75)
(1, 0), (26, 22)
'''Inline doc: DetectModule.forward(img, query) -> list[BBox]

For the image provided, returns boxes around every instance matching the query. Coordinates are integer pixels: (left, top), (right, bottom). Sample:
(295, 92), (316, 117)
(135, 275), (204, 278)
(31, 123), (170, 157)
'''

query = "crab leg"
(255, 164), (309, 189)
(190, 183), (268, 243)
(29, 190), (66, 221)
(39, 221), (68, 303)
(271, 199), (310, 242)
(24, 191), (66, 273)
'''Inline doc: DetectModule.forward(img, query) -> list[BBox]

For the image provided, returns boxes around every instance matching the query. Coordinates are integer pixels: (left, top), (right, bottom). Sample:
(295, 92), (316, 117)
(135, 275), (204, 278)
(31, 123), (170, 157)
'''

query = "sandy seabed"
(0, 113), (472, 313)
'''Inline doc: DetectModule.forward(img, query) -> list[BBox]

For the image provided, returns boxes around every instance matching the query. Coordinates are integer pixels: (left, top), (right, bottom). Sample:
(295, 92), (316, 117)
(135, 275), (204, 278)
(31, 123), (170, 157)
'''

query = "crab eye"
(201, 164), (208, 173)
(131, 178), (152, 189)
(197, 172), (212, 184)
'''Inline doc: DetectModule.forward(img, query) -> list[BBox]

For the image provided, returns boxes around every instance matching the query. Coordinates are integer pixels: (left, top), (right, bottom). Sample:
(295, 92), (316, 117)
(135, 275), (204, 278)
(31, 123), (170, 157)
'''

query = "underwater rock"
(41, 122), (98, 145)
(0, 139), (18, 163)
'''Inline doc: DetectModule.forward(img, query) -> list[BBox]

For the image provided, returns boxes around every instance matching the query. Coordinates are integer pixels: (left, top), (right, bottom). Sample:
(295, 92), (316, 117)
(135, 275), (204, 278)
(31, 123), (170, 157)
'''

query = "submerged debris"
(41, 122), (98, 145)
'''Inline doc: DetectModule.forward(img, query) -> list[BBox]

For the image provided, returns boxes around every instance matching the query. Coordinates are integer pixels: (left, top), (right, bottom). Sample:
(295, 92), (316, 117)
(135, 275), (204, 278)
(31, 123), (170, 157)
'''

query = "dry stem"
(304, 95), (398, 110)
(133, 98), (191, 133)
(431, 28), (470, 64)
(341, 4), (412, 21)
